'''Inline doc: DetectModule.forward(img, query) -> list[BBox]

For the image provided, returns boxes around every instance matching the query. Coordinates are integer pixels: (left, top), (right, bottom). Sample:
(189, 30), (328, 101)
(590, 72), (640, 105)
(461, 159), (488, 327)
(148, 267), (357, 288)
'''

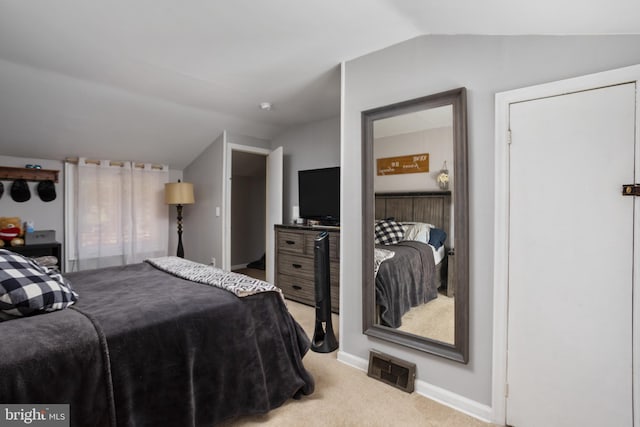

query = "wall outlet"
(211, 257), (216, 267)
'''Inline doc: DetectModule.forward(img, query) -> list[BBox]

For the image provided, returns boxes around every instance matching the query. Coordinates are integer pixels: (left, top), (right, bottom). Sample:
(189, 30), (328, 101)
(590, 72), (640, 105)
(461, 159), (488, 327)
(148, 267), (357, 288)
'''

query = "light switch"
(215, 206), (220, 217)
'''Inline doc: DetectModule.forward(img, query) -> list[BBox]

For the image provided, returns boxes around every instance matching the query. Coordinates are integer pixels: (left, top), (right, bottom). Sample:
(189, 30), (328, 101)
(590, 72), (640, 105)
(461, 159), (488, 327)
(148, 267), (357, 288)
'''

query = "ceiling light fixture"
(259, 102), (273, 111)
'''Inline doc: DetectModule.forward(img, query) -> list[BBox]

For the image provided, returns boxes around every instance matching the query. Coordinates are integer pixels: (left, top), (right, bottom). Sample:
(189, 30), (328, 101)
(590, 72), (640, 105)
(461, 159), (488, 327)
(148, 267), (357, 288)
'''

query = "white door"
(265, 146), (283, 283)
(507, 83), (636, 426)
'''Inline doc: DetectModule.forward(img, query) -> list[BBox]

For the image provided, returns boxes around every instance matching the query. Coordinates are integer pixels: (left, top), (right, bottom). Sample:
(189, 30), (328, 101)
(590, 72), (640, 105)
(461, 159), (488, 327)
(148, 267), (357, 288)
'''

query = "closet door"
(506, 83), (636, 427)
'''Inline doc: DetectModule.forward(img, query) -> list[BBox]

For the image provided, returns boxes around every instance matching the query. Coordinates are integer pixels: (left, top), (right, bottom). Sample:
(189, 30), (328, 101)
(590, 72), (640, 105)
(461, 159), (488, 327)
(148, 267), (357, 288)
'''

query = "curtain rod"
(65, 157), (166, 170)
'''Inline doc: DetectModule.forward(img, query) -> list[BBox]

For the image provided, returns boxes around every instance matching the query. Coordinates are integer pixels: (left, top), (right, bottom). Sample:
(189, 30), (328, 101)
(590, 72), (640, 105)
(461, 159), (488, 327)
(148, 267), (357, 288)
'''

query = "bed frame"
(375, 191), (451, 232)
(375, 191), (452, 290)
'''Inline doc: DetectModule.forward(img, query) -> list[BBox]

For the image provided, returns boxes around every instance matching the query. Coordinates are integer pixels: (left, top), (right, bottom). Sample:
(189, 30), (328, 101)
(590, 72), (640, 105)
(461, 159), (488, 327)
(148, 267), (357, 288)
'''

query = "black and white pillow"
(0, 249), (78, 317)
(374, 219), (405, 245)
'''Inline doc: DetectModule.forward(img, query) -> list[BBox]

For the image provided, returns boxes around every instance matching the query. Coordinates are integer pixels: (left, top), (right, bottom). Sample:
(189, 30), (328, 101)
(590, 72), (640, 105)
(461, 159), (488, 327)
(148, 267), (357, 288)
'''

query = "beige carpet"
(220, 300), (493, 427)
(398, 295), (455, 344)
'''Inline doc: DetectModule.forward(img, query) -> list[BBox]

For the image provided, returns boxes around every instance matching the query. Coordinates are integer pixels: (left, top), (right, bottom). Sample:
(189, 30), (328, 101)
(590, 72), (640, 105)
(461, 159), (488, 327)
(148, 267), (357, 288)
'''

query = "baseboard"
(337, 351), (368, 371)
(414, 379), (493, 423)
(336, 351), (493, 423)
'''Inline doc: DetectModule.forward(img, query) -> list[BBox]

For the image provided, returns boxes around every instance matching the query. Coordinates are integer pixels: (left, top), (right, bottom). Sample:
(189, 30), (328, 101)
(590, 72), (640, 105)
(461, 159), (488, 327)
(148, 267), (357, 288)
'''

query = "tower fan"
(311, 231), (338, 353)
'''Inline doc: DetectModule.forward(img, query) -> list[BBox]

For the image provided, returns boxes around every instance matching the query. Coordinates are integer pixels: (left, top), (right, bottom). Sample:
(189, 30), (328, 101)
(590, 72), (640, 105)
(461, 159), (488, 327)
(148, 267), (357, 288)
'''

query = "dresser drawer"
(304, 232), (340, 260)
(278, 253), (314, 280)
(277, 274), (314, 305)
(277, 231), (305, 254)
(330, 261), (339, 286)
(277, 274), (340, 313)
(274, 225), (341, 314)
(330, 285), (339, 312)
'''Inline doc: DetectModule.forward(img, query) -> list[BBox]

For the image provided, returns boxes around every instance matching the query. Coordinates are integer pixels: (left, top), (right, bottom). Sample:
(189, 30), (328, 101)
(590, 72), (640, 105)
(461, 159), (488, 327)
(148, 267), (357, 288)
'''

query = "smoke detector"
(259, 102), (273, 111)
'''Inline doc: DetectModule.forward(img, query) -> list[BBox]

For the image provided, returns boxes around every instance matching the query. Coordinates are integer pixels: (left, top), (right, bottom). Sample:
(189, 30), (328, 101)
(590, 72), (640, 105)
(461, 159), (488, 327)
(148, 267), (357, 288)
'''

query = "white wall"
(374, 127), (453, 193)
(183, 133), (224, 265)
(341, 34), (640, 410)
(183, 132), (271, 266)
(271, 116), (340, 223)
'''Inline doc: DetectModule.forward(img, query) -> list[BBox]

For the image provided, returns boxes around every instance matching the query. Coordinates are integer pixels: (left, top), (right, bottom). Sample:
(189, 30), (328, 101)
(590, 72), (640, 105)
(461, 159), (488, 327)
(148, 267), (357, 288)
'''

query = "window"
(65, 159), (169, 270)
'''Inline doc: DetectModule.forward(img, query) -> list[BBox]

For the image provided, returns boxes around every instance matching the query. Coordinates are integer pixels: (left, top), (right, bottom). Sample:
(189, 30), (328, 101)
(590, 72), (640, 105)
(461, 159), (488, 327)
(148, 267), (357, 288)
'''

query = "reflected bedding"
(375, 240), (438, 328)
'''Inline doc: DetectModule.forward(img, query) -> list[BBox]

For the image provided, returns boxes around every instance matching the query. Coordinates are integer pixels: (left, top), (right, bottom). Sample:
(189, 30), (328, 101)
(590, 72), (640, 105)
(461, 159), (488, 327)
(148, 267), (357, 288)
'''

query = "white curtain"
(67, 158), (169, 271)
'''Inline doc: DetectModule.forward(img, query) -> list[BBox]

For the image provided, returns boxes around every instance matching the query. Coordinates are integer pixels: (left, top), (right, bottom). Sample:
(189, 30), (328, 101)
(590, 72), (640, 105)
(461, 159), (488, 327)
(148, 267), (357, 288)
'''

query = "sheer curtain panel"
(66, 159), (169, 271)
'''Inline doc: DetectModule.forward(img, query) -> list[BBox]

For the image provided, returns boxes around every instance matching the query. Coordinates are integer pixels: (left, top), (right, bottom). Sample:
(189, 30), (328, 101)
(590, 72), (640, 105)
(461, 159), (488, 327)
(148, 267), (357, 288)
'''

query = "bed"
(0, 252), (314, 427)
(374, 192), (451, 328)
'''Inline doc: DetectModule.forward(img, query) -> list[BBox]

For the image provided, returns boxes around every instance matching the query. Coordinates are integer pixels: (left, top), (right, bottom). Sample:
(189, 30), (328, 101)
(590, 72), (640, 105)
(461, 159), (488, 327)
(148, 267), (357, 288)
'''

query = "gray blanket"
(375, 241), (437, 328)
(0, 262), (314, 426)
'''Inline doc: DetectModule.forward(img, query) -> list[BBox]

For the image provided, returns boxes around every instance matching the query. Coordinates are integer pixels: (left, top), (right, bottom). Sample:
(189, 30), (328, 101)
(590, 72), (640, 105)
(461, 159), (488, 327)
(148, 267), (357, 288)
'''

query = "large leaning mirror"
(362, 87), (469, 363)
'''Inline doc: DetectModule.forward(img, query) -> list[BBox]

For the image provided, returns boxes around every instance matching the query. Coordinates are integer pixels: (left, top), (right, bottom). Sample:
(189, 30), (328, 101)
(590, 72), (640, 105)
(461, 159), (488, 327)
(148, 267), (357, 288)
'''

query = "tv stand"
(274, 224), (340, 313)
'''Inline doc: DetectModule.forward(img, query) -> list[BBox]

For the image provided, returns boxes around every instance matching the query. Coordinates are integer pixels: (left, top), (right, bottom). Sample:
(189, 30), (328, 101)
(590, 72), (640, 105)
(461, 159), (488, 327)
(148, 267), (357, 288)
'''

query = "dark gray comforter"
(375, 241), (437, 328)
(0, 262), (314, 426)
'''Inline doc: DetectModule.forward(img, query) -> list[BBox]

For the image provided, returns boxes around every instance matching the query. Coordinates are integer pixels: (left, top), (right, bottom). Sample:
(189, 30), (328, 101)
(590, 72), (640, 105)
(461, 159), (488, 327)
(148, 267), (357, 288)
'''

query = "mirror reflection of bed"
(372, 105), (455, 345)
(374, 192), (454, 344)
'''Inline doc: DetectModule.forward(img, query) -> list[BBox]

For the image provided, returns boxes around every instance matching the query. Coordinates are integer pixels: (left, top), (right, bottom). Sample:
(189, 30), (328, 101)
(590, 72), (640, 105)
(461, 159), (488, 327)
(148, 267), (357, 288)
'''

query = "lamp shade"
(165, 182), (195, 205)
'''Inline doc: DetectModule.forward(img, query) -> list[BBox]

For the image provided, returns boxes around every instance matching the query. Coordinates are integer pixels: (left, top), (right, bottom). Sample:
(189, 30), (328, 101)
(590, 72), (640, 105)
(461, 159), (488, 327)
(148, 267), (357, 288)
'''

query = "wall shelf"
(0, 166), (59, 183)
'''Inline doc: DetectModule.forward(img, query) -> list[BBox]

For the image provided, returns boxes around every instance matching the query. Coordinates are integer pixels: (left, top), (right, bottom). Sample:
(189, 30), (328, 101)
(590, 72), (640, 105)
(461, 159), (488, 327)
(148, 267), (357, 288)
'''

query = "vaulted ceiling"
(0, 0), (638, 169)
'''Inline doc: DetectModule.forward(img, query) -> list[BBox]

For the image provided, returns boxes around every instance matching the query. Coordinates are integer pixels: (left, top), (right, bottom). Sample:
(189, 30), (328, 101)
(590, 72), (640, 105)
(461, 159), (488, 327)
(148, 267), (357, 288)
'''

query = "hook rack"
(0, 166), (59, 183)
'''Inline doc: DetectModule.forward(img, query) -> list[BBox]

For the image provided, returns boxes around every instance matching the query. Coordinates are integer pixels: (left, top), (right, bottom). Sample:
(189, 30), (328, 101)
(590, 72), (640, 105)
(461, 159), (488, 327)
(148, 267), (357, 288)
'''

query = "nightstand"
(6, 242), (63, 271)
(446, 249), (455, 297)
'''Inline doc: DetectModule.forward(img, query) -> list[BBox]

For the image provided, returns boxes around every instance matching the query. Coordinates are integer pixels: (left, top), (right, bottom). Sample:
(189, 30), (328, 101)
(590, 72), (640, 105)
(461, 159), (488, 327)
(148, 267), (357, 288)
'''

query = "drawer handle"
(292, 285), (302, 290)
(286, 240), (296, 245)
(292, 263), (302, 269)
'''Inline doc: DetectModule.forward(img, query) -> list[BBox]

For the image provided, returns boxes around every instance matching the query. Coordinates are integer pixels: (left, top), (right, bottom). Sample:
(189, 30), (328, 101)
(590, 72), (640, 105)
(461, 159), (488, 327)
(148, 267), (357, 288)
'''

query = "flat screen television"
(298, 166), (340, 225)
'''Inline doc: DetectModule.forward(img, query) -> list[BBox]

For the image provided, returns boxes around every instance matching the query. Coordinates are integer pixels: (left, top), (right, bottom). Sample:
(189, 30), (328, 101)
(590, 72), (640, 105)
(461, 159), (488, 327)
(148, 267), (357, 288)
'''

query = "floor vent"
(367, 350), (416, 393)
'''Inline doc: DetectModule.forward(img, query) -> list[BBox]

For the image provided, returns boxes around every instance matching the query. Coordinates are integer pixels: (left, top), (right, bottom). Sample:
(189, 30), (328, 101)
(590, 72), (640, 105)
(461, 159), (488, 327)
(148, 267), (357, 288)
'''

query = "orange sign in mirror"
(376, 153), (429, 176)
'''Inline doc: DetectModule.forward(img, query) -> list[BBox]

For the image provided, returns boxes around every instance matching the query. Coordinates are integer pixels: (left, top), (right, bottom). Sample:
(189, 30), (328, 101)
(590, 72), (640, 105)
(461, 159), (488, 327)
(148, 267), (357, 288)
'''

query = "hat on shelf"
(10, 179), (30, 202)
(37, 180), (56, 202)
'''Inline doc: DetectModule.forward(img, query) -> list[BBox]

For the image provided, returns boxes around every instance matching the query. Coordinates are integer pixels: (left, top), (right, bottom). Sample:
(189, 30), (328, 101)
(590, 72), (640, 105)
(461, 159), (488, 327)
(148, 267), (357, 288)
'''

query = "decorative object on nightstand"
(165, 180), (195, 258)
(0, 217), (24, 247)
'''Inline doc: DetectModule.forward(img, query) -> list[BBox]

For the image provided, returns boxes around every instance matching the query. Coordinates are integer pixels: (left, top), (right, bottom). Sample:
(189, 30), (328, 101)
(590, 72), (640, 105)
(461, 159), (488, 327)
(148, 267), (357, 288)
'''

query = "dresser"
(274, 225), (340, 313)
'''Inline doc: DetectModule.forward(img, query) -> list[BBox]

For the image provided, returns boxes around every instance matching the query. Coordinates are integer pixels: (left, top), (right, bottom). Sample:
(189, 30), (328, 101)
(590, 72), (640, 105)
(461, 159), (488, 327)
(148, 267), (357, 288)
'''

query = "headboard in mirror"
(375, 192), (451, 232)
(362, 87), (468, 363)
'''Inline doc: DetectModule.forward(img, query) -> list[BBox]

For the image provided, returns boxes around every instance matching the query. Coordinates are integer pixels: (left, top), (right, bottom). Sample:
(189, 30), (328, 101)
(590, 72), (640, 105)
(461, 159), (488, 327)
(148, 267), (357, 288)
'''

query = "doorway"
(223, 143), (283, 283)
(493, 65), (640, 426)
(230, 151), (267, 281)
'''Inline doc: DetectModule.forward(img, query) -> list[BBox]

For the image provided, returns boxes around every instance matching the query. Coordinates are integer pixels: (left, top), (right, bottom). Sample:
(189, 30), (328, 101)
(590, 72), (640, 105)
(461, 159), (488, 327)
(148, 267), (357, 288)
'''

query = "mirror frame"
(361, 87), (469, 363)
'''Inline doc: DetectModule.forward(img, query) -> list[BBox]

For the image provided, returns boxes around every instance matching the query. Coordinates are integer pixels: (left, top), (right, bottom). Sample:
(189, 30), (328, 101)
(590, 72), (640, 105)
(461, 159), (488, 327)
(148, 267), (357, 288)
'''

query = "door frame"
(492, 64), (640, 424)
(223, 143), (271, 272)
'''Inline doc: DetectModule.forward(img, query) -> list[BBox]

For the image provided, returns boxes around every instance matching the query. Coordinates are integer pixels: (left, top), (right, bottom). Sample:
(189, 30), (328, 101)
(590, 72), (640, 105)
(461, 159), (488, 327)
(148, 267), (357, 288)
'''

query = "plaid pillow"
(374, 219), (405, 245)
(0, 249), (78, 317)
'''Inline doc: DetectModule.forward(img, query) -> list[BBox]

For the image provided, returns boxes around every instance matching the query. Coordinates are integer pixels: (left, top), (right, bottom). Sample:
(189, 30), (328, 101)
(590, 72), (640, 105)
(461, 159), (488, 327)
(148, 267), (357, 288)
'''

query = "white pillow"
(402, 222), (434, 244)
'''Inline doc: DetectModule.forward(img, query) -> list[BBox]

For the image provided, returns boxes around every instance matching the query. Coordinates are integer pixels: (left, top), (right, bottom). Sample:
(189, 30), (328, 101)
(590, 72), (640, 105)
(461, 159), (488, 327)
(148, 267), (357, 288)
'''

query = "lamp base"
(176, 204), (184, 258)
